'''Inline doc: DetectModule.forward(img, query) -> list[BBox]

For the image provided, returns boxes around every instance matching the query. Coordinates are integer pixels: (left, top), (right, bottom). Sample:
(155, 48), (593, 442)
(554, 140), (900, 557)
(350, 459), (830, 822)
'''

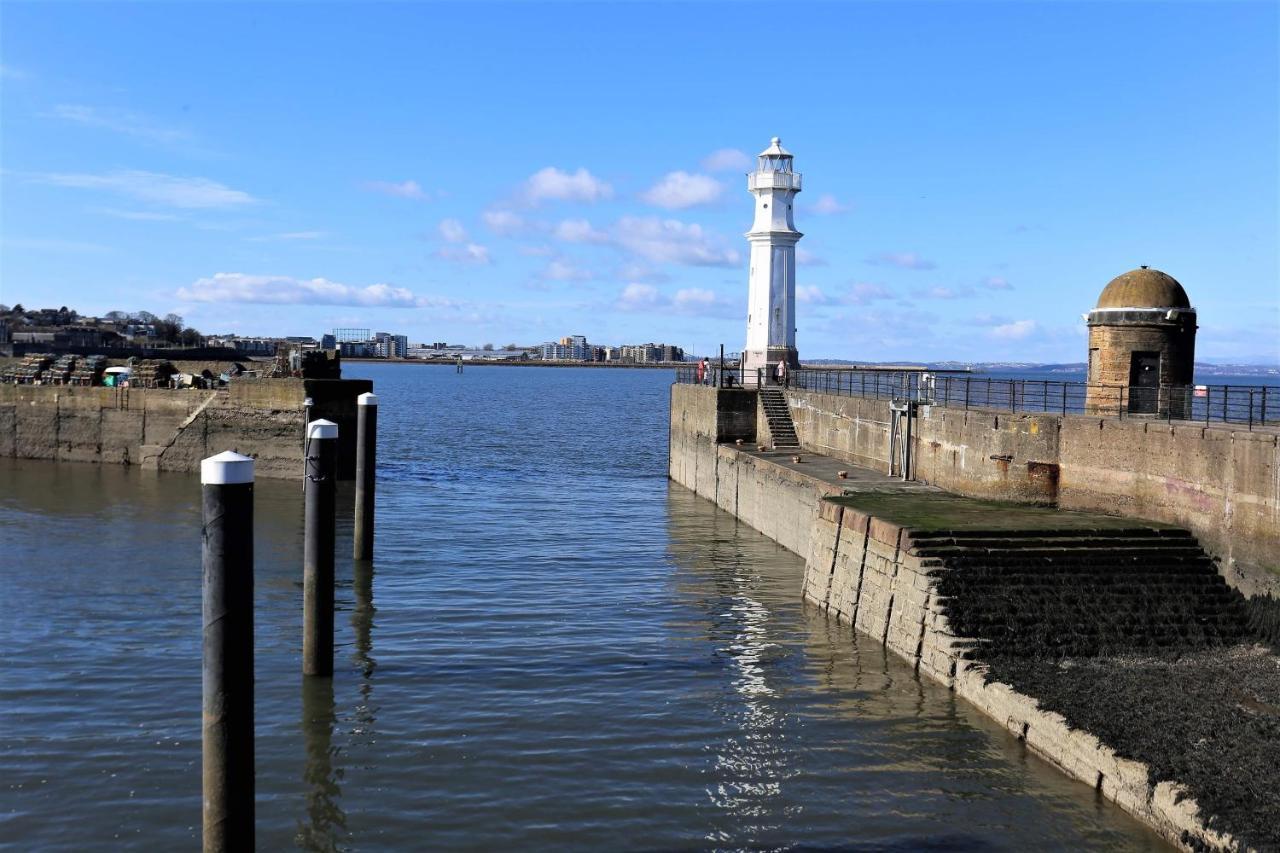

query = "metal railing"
(675, 365), (1277, 429)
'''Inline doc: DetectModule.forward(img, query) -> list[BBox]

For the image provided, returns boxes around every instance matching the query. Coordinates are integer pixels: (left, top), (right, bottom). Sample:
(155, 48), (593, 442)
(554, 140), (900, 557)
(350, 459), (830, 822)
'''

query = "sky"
(1, 1), (1277, 364)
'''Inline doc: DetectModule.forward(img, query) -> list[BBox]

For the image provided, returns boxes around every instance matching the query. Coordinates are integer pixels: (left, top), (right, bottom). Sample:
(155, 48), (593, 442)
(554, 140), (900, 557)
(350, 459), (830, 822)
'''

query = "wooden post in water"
(201, 450), (255, 852)
(354, 392), (378, 561)
(303, 419), (338, 677)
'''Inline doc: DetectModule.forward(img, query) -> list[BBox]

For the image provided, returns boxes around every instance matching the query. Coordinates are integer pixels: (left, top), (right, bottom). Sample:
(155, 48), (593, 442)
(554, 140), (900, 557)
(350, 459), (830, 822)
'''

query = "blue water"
(0, 364), (1171, 850)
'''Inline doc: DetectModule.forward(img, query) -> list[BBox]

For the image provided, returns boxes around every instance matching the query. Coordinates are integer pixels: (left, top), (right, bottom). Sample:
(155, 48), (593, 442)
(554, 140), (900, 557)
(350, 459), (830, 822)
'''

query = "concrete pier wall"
(669, 384), (1251, 850)
(0, 378), (371, 479)
(782, 388), (1279, 595)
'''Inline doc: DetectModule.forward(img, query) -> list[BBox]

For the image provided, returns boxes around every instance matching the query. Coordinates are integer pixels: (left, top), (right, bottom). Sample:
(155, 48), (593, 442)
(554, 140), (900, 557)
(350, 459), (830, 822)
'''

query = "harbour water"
(0, 364), (1170, 850)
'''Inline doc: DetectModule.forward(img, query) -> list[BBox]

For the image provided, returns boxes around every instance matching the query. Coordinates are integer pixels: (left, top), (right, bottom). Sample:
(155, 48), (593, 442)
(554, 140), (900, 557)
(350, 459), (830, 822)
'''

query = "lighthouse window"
(763, 203), (768, 209)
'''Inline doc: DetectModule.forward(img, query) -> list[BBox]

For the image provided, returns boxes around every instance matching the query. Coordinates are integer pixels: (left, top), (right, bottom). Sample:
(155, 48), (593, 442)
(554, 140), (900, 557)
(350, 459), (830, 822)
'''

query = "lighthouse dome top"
(758, 136), (792, 157)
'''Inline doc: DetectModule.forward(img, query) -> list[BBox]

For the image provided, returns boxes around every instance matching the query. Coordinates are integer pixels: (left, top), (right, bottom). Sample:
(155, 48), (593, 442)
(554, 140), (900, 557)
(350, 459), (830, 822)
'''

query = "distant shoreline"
(342, 358), (679, 369)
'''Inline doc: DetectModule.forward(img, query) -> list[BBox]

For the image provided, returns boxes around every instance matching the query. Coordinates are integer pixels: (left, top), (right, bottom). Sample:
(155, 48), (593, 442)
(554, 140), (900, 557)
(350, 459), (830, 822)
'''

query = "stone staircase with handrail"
(759, 387), (800, 449)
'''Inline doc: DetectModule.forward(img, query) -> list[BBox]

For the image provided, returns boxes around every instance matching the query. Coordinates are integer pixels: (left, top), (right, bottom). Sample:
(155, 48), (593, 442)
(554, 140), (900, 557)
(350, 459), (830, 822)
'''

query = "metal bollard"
(354, 393), (378, 561)
(201, 450), (255, 852)
(303, 420), (338, 677)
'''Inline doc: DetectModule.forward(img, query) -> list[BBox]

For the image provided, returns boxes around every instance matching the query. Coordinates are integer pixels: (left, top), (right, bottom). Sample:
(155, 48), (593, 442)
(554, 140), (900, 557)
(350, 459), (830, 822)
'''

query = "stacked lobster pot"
(1, 353), (54, 384)
(130, 359), (178, 388)
(46, 355), (78, 384)
(69, 355), (107, 386)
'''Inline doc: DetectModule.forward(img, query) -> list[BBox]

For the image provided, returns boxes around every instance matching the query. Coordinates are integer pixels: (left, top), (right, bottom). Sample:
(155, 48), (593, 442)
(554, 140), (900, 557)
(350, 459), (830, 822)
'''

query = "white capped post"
(200, 449), (255, 851)
(742, 137), (803, 384)
(303, 419), (338, 677)
(354, 392), (377, 561)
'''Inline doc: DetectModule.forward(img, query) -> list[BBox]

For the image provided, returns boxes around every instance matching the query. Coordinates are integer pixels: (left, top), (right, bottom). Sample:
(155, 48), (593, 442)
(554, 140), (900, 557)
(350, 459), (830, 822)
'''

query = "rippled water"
(0, 364), (1170, 850)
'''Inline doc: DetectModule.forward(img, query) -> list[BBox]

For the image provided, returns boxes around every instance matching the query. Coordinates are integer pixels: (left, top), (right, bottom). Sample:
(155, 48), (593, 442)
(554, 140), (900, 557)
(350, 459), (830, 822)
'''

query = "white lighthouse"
(742, 136), (803, 382)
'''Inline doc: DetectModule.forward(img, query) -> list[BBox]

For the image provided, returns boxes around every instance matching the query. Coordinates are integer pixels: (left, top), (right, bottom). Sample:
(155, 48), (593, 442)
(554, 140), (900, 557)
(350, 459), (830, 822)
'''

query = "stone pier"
(670, 382), (1278, 851)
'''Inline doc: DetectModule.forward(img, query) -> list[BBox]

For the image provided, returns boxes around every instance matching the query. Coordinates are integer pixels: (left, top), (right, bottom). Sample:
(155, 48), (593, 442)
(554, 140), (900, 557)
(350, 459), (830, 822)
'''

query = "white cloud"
(701, 148), (752, 172)
(93, 208), (181, 221)
(0, 65), (30, 80)
(436, 243), (491, 265)
(866, 251), (937, 270)
(641, 171), (723, 209)
(360, 179), (429, 200)
(35, 169), (256, 209)
(797, 285), (827, 304)
(177, 272), (434, 307)
(809, 193), (851, 215)
(616, 261), (670, 283)
(247, 231), (326, 242)
(796, 248), (827, 266)
(989, 319), (1037, 340)
(614, 216), (740, 267)
(845, 282), (894, 305)
(539, 258), (594, 281)
(482, 208), (527, 235)
(44, 104), (188, 145)
(672, 287), (736, 317)
(523, 167), (612, 204)
(982, 276), (1014, 290)
(553, 218), (608, 243)
(914, 285), (976, 300)
(617, 283), (661, 310)
(519, 244), (554, 257)
(438, 218), (467, 243)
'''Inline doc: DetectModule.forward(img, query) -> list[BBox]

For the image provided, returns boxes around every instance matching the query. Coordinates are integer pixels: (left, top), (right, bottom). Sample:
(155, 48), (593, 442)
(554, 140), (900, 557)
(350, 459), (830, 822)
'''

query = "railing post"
(1010, 380), (1016, 413)
(1262, 387), (1268, 424)
(1249, 389), (1255, 430)
(1223, 387), (1229, 423)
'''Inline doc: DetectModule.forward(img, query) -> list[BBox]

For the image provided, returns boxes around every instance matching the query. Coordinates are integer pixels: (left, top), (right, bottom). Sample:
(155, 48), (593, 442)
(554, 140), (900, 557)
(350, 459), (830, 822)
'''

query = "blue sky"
(2, 1), (1276, 363)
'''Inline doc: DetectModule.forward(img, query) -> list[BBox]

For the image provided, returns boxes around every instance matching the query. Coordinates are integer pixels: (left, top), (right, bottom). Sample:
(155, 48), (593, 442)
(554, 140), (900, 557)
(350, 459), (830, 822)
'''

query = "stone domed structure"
(1085, 266), (1197, 416)
(1095, 267), (1191, 310)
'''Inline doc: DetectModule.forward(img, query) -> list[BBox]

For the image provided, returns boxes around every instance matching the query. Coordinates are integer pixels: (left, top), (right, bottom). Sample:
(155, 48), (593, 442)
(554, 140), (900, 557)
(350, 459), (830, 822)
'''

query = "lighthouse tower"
(742, 137), (803, 382)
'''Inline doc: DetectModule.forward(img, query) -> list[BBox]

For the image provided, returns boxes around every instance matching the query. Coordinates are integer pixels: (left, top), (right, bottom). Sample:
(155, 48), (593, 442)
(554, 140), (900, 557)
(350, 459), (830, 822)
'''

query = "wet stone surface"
(986, 647), (1280, 851)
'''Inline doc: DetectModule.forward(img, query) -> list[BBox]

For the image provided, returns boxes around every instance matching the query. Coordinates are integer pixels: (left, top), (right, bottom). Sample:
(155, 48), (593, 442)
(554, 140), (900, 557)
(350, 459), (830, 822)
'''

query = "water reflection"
(665, 492), (792, 844)
(350, 559), (378, 746)
(296, 677), (346, 852)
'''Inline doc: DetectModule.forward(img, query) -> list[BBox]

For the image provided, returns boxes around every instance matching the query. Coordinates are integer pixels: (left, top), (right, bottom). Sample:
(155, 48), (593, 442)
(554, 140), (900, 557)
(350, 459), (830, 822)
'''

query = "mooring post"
(354, 392), (378, 561)
(201, 450), (255, 853)
(303, 419), (338, 677)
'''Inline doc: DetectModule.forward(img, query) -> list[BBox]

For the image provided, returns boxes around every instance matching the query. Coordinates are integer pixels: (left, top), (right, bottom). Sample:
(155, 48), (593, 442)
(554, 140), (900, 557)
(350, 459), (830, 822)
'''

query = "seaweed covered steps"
(912, 528), (1250, 659)
(802, 489), (1275, 850)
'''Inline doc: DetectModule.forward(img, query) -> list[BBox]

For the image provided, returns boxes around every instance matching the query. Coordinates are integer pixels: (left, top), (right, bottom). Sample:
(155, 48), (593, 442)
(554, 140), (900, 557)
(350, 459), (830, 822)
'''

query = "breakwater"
(669, 383), (1278, 850)
(783, 388), (1280, 596)
(0, 378), (371, 479)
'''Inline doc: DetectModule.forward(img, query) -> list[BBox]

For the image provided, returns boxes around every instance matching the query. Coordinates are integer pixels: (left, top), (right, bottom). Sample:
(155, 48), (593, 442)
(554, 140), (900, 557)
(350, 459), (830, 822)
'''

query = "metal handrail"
(674, 365), (1276, 429)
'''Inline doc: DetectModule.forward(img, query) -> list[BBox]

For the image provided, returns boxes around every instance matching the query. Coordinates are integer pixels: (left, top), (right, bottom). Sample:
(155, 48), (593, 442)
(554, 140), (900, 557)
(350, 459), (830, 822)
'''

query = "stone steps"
(917, 527), (1250, 658)
(759, 388), (800, 448)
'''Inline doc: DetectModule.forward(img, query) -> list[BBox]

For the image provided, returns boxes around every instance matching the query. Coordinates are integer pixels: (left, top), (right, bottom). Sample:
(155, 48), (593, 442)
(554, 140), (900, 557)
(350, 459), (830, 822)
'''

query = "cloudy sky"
(1, 1), (1276, 363)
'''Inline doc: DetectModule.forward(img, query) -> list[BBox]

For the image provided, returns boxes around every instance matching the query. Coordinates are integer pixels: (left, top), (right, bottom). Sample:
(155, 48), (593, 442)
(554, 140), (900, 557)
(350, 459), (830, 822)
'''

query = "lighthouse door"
(1127, 351), (1160, 414)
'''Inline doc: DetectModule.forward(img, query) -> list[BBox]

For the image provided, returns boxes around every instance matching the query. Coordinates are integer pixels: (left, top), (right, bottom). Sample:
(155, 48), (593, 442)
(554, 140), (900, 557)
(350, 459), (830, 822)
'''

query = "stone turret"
(1085, 266), (1197, 416)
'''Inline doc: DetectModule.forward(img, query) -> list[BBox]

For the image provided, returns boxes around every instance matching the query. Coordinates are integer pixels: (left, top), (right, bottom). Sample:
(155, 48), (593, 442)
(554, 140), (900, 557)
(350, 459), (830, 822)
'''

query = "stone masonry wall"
(783, 388), (1279, 595)
(0, 379), (371, 480)
(670, 384), (1250, 849)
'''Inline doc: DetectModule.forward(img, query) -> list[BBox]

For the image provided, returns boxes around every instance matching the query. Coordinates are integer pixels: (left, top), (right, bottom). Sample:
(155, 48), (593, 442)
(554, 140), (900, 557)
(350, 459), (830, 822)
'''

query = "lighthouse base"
(742, 346), (800, 386)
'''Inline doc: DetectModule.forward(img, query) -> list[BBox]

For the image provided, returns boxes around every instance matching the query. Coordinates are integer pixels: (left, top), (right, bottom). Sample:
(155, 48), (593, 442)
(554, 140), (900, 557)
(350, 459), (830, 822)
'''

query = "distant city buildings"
(535, 335), (685, 364)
